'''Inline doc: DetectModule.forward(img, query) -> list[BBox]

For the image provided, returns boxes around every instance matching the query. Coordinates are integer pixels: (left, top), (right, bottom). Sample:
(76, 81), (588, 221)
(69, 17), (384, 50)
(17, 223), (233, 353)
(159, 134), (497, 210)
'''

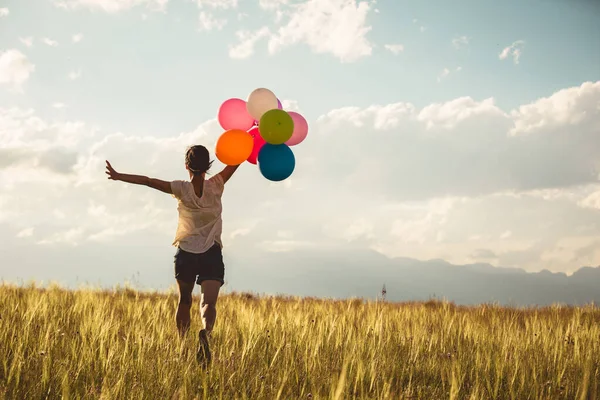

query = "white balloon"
(246, 88), (278, 121)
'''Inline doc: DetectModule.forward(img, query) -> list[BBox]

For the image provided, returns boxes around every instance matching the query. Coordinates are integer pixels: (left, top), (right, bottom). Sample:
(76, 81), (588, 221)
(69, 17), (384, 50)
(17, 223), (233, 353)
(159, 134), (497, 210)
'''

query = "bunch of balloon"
(214, 88), (308, 182)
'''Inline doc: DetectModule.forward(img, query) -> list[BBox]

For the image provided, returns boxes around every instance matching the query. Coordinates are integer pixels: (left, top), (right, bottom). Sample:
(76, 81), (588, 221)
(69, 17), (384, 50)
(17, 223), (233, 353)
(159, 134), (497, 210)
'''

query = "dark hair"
(185, 145), (212, 175)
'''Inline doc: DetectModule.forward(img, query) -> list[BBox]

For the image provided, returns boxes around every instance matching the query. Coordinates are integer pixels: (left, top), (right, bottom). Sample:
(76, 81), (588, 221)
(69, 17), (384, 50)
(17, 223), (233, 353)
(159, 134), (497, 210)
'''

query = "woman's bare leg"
(176, 279), (194, 337)
(200, 280), (221, 334)
(197, 280), (221, 364)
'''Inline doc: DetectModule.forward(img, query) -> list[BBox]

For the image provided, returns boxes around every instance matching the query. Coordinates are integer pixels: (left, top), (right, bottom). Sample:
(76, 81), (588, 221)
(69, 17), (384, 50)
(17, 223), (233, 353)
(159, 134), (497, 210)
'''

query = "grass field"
(1, 283), (598, 399)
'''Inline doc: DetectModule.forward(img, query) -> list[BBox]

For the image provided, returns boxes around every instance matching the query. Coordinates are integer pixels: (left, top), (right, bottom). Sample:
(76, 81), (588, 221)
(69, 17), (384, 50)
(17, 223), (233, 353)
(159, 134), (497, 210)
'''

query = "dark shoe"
(197, 329), (211, 366)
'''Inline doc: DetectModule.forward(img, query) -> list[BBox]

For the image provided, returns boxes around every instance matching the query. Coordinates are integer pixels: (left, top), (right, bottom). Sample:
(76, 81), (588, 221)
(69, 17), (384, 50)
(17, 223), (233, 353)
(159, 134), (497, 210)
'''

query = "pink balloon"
(247, 127), (266, 164)
(218, 98), (255, 131)
(285, 112), (308, 146)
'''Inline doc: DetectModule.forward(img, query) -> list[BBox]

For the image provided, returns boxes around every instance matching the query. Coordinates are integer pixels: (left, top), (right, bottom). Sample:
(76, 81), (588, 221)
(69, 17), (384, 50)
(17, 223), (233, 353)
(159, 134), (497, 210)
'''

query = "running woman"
(105, 144), (237, 365)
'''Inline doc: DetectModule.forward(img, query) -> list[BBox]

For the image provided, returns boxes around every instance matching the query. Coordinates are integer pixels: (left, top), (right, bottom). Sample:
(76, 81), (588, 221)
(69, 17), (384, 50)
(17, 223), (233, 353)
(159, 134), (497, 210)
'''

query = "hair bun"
(185, 145), (213, 175)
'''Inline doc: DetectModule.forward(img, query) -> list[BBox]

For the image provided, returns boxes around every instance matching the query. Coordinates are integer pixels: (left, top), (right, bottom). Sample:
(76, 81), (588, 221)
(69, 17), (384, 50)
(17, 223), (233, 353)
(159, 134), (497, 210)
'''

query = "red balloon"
(248, 126), (259, 138)
(218, 98), (255, 131)
(247, 127), (266, 165)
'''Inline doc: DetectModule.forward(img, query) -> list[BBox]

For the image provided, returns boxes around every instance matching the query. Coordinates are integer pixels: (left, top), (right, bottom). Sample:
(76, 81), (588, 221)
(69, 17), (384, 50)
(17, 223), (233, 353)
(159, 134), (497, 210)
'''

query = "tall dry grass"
(0, 282), (598, 399)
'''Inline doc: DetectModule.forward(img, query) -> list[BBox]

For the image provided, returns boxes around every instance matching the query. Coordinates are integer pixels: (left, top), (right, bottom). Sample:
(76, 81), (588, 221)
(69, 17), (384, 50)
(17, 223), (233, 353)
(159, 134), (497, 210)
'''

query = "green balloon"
(258, 109), (294, 145)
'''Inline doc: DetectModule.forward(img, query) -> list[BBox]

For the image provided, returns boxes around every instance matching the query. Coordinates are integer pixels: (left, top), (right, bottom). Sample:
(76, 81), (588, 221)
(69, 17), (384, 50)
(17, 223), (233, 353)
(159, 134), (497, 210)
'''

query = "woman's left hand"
(105, 160), (121, 180)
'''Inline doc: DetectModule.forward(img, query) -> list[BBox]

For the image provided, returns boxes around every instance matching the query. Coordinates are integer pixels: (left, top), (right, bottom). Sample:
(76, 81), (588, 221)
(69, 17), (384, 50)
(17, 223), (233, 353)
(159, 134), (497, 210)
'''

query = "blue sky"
(1, 0), (599, 294)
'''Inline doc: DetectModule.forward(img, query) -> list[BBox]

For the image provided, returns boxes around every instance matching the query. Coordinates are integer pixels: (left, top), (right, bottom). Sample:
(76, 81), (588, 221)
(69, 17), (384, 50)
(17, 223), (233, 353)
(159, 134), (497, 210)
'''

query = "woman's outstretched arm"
(217, 165), (240, 184)
(105, 160), (173, 194)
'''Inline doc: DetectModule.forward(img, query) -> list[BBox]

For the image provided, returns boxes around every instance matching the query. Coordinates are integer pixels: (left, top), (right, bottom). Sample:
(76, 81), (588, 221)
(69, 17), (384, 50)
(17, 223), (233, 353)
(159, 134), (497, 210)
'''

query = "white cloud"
(53, 0), (168, 13)
(317, 102), (415, 130)
(72, 33), (84, 43)
(470, 248), (497, 260)
(223, 0), (375, 61)
(452, 35), (469, 49)
(230, 227), (252, 239)
(196, 0), (237, 8)
(384, 44), (404, 55)
(19, 37), (34, 48)
(258, 240), (314, 253)
(1, 81), (600, 274)
(0, 108), (187, 246)
(420, 26), (426, 32)
(369, 193), (600, 272)
(579, 190), (600, 210)
(268, 0), (374, 63)
(259, 0), (288, 10)
(0, 8), (9, 17)
(499, 40), (525, 64)
(53, 103), (68, 109)
(0, 50), (35, 90)
(38, 228), (85, 246)
(436, 66), (462, 82)
(16, 228), (34, 238)
(68, 70), (82, 80)
(339, 218), (374, 241)
(316, 81), (599, 202)
(229, 27), (270, 59)
(387, 198), (461, 245)
(437, 67), (450, 82)
(509, 81), (600, 135)
(42, 38), (59, 47)
(198, 11), (227, 31)
(0, 107), (91, 175)
(277, 230), (294, 239)
(54, 210), (67, 220)
(195, 0), (237, 31)
(417, 96), (504, 129)
(281, 99), (300, 112)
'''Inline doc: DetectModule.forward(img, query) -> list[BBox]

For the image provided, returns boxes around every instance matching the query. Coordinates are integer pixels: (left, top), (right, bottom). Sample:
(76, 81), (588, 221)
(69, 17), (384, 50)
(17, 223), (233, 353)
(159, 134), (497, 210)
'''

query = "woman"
(105, 145), (238, 365)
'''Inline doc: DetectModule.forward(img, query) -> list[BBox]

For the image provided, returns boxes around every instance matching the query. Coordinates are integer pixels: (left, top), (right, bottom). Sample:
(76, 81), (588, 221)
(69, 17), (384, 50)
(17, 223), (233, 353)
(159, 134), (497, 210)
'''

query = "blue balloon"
(258, 143), (295, 181)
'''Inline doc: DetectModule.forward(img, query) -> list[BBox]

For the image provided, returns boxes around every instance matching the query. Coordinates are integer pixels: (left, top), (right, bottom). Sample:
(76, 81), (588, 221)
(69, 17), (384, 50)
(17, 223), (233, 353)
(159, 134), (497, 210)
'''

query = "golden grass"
(1, 282), (598, 399)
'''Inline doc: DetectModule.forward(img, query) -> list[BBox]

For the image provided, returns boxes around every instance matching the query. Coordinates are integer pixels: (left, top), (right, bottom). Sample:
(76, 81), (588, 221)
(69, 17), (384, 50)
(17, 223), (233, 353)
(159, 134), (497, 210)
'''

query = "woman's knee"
(178, 291), (193, 308)
(201, 298), (216, 312)
(177, 279), (194, 307)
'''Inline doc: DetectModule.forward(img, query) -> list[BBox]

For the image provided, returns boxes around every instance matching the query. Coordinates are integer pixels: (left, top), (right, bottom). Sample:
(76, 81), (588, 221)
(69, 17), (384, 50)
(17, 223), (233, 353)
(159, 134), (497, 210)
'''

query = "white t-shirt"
(170, 174), (224, 254)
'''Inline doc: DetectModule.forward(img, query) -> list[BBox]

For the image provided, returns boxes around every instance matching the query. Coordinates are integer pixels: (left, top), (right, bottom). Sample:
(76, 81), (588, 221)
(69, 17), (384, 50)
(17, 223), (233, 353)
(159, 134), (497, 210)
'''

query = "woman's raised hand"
(105, 160), (121, 180)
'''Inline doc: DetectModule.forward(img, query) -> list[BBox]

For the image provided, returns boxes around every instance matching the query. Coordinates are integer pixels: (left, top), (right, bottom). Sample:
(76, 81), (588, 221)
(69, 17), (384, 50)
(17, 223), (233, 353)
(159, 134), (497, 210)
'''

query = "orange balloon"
(215, 129), (254, 165)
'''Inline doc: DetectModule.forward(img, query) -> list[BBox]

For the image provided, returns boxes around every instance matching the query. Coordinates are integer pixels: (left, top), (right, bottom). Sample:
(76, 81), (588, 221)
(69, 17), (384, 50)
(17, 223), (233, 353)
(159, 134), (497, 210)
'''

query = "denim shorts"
(173, 243), (225, 286)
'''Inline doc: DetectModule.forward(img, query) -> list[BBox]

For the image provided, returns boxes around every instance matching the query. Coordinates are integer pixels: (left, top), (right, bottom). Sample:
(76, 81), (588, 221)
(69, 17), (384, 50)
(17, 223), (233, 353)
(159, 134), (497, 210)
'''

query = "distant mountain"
(226, 247), (600, 306)
(2, 235), (597, 306)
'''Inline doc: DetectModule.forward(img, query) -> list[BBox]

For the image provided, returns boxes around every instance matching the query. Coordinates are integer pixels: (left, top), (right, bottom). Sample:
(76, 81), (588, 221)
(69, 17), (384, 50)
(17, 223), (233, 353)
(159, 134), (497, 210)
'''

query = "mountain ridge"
(227, 247), (600, 306)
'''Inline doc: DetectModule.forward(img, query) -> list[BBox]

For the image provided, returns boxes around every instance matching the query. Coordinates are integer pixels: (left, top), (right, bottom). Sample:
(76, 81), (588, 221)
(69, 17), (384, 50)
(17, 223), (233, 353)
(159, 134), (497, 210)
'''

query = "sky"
(1, 0), (600, 295)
